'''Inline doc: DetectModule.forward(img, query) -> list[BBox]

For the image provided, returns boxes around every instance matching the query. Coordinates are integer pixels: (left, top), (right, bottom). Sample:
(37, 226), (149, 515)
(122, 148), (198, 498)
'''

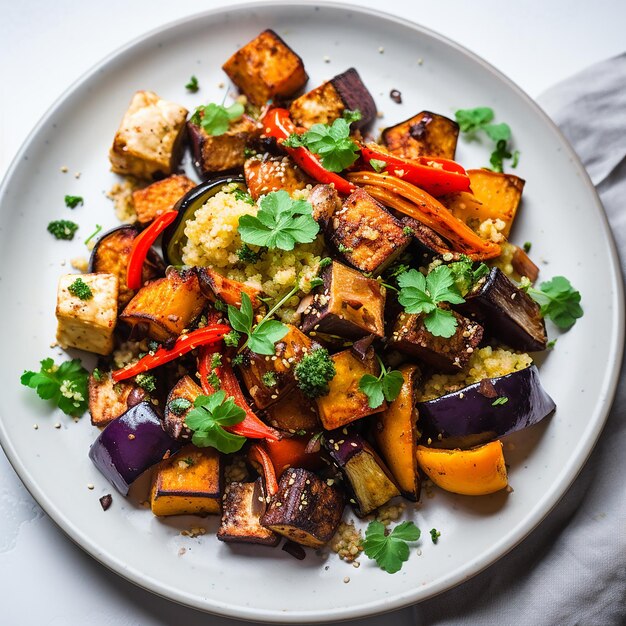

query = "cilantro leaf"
(370, 158), (387, 173)
(454, 107), (494, 134)
(64, 195), (83, 209)
(363, 520), (421, 573)
(424, 308), (458, 337)
(247, 319), (288, 355)
(528, 276), (583, 330)
(237, 190), (319, 251)
(47, 220), (78, 240)
(483, 123), (511, 143)
(227, 291), (254, 335)
(490, 139), (512, 173)
(359, 374), (385, 409)
(185, 75), (199, 92)
(21, 358), (89, 417)
(358, 355), (404, 409)
(447, 256), (489, 295)
(190, 101), (244, 136)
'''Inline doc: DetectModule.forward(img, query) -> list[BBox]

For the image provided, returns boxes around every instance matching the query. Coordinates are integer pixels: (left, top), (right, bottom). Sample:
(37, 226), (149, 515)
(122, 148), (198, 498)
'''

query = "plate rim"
(0, 1), (624, 622)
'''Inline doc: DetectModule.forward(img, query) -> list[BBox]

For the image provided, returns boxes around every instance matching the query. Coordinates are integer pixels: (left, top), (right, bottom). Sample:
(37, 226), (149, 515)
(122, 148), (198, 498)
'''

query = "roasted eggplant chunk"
(222, 29), (308, 106)
(120, 269), (206, 342)
(131, 174), (196, 225)
(308, 183), (342, 230)
(300, 260), (386, 339)
(328, 188), (412, 275)
(163, 375), (203, 440)
(289, 68), (376, 130)
(381, 111), (459, 160)
(196, 266), (262, 309)
(457, 268), (547, 351)
(218, 479), (280, 546)
(88, 373), (139, 428)
(150, 445), (222, 516)
(244, 154), (311, 200)
(261, 468), (344, 547)
(323, 431), (400, 517)
(390, 311), (483, 373)
(263, 388), (321, 433)
(400, 216), (463, 260)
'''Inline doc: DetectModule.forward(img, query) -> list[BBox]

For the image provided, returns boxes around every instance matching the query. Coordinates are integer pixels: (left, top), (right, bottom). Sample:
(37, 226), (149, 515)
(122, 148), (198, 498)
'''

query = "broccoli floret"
(48, 219), (79, 240)
(135, 373), (157, 394)
(262, 371), (277, 388)
(224, 330), (241, 348)
(67, 277), (93, 300)
(294, 347), (336, 398)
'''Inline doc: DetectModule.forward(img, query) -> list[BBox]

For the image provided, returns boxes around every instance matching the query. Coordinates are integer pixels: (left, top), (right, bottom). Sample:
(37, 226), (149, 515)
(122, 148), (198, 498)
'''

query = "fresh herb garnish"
(294, 347), (336, 398)
(283, 109), (362, 172)
(223, 329), (241, 348)
(397, 266), (465, 338)
(492, 396), (509, 406)
(363, 520), (421, 574)
(262, 371), (278, 388)
(489, 139), (512, 173)
(523, 241), (532, 253)
(547, 338), (557, 349)
(430, 528), (441, 544)
(168, 397), (192, 416)
(337, 243), (353, 254)
(64, 195), (84, 209)
(231, 354), (244, 367)
(84, 224), (102, 246)
(185, 390), (247, 453)
(309, 277), (324, 289)
(402, 226), (415, 237)
(447, 256), (489, 295)
(92, 368), (104, 382)
(135, 373), (157, 394)
(238, 190), (319, 251)
(190, 101), (244, 136)
(358, 354), (404, 409)
(48, 219), (79, 240)
(182, 456), (195, 467)
(21, 357), (89, 417)
(236, 243), (261, 263)
(318, 257), (333, 269)
(526, 276), (583, 330)
(370, 158), (388, 173)
(67, 277), (93, 300)
(185, 75), (199, 92)
(232, 188), (255, 206)
(213, 299), (227, 313)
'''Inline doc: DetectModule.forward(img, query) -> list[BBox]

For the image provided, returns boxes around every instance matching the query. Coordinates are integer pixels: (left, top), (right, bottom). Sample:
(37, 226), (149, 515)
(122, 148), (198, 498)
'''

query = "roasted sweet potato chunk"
(163, 375), (202, 441)
(261, 468), (344, 547)
(132, 175), (196, 225)
(263, 388), (321, 433)
(222, 30), (308, 106)
(244, 154), (311, 200)
(88, 373), (140, 427)
(196, 267), (262, 309)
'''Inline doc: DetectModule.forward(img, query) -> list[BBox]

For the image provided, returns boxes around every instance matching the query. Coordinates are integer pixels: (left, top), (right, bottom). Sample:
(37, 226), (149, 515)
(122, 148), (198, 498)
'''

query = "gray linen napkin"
(412, 53), (626, 626)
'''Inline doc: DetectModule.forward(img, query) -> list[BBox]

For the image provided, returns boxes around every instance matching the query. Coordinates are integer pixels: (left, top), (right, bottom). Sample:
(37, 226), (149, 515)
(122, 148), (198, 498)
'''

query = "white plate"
(0, 2), (623, 622)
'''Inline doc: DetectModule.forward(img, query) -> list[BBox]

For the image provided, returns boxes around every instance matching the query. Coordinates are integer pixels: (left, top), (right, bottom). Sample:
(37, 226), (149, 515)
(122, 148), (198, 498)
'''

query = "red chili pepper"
(126, 210), (178, 291)
(111, 324), (230, 382)
(261, 108), (356, 195)
(248, 444), (279, 496)
(359, 144), (471, 196)
(197, 346), (281, 441)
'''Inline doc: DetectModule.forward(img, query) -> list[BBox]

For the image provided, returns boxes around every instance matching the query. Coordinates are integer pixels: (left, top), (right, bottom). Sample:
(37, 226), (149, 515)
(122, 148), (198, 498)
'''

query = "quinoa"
(330, 521), (363, 562)
(112, 339), (150, 369)
(375, 501), (405, 526)
(224, 455), (249, 484)
(491, 241), (517, 278)
(107, 177), (142, 223)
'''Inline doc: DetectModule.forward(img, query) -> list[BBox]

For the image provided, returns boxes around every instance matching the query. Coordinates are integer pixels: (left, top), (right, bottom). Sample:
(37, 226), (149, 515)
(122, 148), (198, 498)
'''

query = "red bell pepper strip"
(264, 437), (323, 475)
(197, 346), (281, 441)
(111, 324), (230, 382)
(248, 444), (279, 496)
(359, 144), (471, 196)
(126, 210), (178, 291)
(261, 108), (356, 195)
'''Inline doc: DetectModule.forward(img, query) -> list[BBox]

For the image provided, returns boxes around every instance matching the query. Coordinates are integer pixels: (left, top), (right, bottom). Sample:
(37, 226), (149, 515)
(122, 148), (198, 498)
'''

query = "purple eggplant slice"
(417, 364), (555, 447)
(89, 401), (181, 495)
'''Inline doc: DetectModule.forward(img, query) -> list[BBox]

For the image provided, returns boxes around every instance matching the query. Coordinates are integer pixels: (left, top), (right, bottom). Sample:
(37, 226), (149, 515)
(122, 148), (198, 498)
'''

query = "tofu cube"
(131, 174), (196, 225)
(56, 273), (118, 355)
(109, 90), (188, 180)
(222, 29), (308, 106)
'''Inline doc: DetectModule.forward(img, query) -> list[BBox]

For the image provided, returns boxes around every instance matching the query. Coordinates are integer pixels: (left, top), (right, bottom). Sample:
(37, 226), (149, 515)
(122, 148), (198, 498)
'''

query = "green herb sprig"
(185, 75), (199, 92)
(67, 277), (93, 300)
(190, 101), (244, 136)
(358, 354), (404, 409)
(64, 195), (84, 209)
(48, 220), (78, 240)
(525, 276), (583, 330)
(363, 520), (421, 573)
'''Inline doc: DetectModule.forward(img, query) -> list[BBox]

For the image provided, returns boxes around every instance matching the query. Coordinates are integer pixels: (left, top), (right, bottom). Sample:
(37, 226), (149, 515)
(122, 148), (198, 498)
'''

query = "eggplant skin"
(417, 365), (556, 446)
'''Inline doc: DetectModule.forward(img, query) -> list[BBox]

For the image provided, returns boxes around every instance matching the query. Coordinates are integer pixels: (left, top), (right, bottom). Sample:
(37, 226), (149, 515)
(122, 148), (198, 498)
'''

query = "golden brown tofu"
(163, 375), (203, 441)
(150, 445), (222, 516)
(188, 115), (261, 176)
(381, 111), (459, 160)
(132, 175), (196, 225)
(244, 154), (311, 200)
(120, 269), (206, 342)
(263, 387), (321, 433)
(315, 348), (386, 430)
(88, 373), (140, 428)
(329, 188), (411, 275)
(222, 30), (308, 106)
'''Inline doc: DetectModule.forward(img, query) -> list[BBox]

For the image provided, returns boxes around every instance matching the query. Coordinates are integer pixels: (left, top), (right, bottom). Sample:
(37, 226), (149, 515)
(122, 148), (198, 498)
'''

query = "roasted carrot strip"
(248, 444), (280, 496)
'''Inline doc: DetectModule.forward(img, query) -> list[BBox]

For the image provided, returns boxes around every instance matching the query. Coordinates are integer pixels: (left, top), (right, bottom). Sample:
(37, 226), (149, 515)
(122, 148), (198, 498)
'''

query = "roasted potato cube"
(316, 348), (385, 430)
(150, 445), (222, 516)
(120, 269), (206, 342)
(239, 325), (313, 409)
(188, 115), (261, 177)
(56, 273), (118, 355)
(196, 267), (262, 309)
(300, 260), (385, 339)
(222, 29), (308, 106)
(381, 111), (459, 160)
(217, 479), (280, 546)
(163, 375), (202, 440)
(289, 68), (376, 129)
(109, 90), (187, 180)
(263, 388), (321, 433)
(244, 154), (311, 200)
(390, 311), (483, 372)
(131, 175), (196, 225)
(88, 373), (141, 428)
(261, 468), (344, 547)
(329, 188), (411, 275)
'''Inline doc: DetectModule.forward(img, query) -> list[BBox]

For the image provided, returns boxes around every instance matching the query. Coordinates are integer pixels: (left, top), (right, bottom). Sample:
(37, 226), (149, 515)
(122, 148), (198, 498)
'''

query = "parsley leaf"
(363, 520), (421, 573)
(185, 390), (247, 454)
(454, 107), (494, 134)
(527, 276), (583, 330)
(47, 220), (78, 240)
(430, 528), (441, 544)
(446, 256), (490, 295)
(185, 75), (199, 92)
(190, 101), (244, 136)
(67, 277), (93, 300)
(21, 358), (89, 417)
(358, 355), (404, 409)
(64, 195), (84, 209)
(238, 190), (319, 251)
(490, 139), (512, 173)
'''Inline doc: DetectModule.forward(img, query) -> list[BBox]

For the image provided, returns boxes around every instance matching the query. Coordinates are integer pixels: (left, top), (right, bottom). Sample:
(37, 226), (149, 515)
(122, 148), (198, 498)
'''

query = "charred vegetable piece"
(244, 154), (312, 200)
(89, 225), (164, 310)
(131, 175), (196, 225)
(418, 364), (555, 447)
(120, 269), (206, 342)
(150, 445), (222, 516)
(315, 348), (386, 430)
(248, 443), (280, 496)
(511, 245), (540, 282)
(300, 260), (386, 339)
(308, 183), (342, 230)
(457, 268), (547, 351)
(163, 375), (202, 441)
(222, 29), (308, 106)
(88, 373), (139, 428)
(416, 441), (508, 496)
(400, 216), (463, 260)
(196, 266), (262, 309)
(218, 479), (280, 546)
(323, 431), (400, 517)
(188, 114), (261, 177)
(373, 364), (421, 500)
(263, 387), (321, 433)
(261, 468), (344, 547)
(328, 188), (412, 275)
(289, 68), (376, 130)
(89, 401), (181, 495)
(264, 437), (323, 477)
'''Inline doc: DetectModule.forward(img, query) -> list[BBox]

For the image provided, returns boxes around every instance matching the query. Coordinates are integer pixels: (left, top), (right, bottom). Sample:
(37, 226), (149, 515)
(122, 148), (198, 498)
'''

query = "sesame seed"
(87, 483), (94, 490)
(343, 576), (351, 583)
(33, 424), (39, 430)
(54, 422), (61, 429)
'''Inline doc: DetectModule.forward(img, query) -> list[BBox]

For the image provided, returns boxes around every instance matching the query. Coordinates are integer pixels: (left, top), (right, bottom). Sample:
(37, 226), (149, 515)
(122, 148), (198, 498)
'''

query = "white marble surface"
(1, 1), (624, 624)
